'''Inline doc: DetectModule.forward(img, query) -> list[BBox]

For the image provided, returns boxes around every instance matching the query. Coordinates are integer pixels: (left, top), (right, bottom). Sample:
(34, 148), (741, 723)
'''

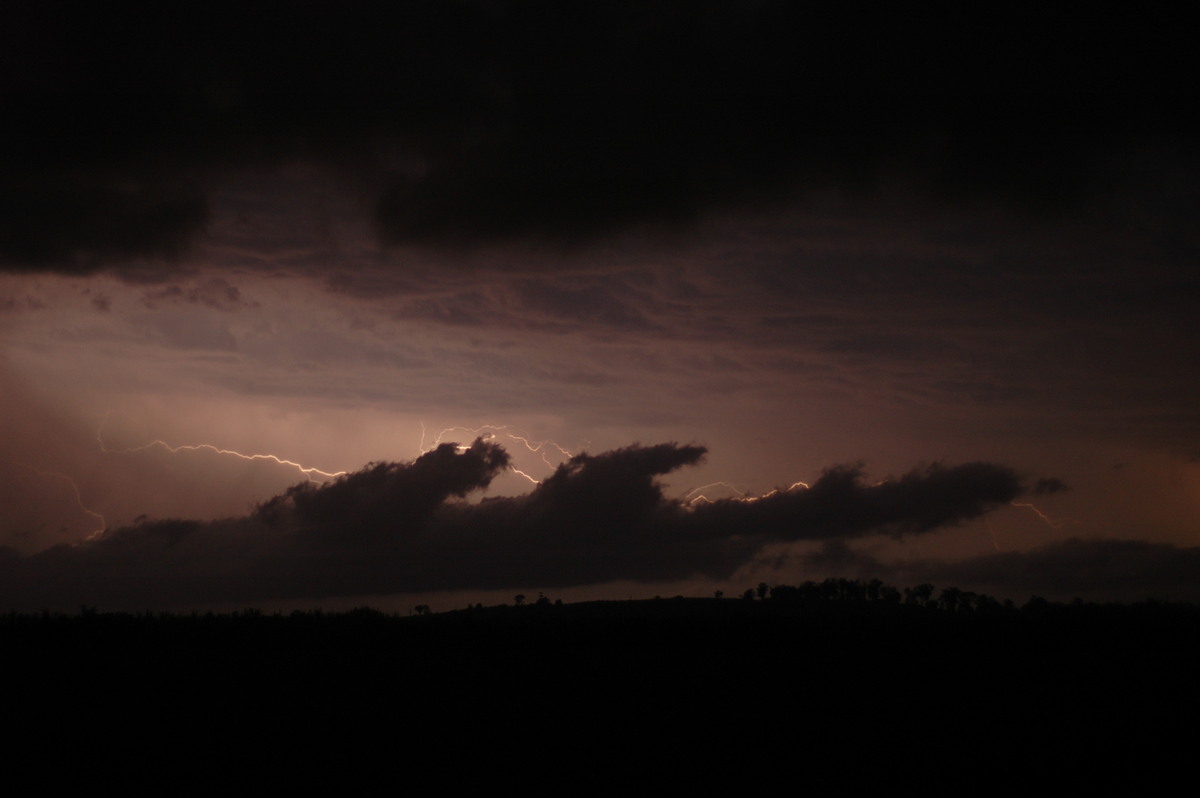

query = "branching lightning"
(980, 501), (1075, 552)
(421, 423), (574, 463)
(684, 481), (747, 504)
(420, 422), (577, 485)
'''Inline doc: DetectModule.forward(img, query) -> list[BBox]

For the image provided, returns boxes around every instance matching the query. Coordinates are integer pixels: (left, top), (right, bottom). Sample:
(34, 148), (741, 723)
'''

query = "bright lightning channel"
(684, 480), (811, 505)
(420, 423), (577, 485)
(97, 428), (346, 483)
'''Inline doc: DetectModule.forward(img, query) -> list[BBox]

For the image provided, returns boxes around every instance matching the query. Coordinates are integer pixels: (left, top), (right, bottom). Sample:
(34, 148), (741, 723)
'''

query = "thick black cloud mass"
(1032, 477), (1070, 496)
(806, 537), (1200, 604)
(4, 1), (1193, 271)
(259, 439), (511, 542)
(0, 441), (1029, 609)
(937, 538), (1200, 600)
(691, 462), (1023, 540)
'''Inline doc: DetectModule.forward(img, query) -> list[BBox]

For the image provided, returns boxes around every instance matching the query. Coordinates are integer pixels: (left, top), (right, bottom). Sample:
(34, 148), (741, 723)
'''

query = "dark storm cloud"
(808, 538), (1200, 604)
(0, 176), (209, 272)
(691, 462), (1023, 541)
(937, 539), (1200, 601)
(260, 439), (512, 543)
(1032, 477), (1069, 496)
(0, 440), (1030, 608)
(4, 1), (1193, 272)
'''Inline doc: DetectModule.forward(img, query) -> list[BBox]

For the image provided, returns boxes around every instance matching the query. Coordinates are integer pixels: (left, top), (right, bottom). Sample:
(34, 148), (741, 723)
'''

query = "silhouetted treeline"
(10, 574), (1196, 624)
(5, 581), (1198, 791)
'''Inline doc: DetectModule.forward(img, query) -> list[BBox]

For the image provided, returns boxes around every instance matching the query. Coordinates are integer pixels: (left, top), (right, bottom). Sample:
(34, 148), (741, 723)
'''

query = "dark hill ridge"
(5, 583), (1197, 790)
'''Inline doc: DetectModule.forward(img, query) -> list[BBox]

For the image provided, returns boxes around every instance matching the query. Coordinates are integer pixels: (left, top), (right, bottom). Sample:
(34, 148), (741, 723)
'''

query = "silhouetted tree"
(757, 582), (770, 600)
(905, 584), (935, 606)
(939, 587), (963, 613)
(514, 594), (526, 606)
(1024, 595), (1049, 612)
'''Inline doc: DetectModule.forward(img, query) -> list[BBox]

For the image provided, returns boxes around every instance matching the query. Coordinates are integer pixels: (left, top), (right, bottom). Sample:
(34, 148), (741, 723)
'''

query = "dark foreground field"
(5, 585), (1198, 790)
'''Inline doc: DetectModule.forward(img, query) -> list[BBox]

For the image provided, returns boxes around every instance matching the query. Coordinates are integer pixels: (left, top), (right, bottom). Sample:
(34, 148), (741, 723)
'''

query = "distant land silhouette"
(6, 578), (1196, 790)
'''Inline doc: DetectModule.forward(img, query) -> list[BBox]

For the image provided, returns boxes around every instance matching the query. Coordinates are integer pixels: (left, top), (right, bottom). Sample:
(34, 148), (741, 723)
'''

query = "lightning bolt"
(422, 424), (574, 463)
(19, 465), (107, 540)
(684, 480), (811, 505)
(420, 423), (578, 485)
(1009, 501), (1075, 529)
(684, 480), (747, 504)
(978, 501), (1074, 552)
(97, 420), (346, 483)
(509, 467), (542, 485)
(983, 518), (1003, 551)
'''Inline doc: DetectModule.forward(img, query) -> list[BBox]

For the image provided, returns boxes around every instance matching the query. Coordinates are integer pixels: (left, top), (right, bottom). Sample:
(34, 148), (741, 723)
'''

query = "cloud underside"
(0, 441), (1030, 608)
(802, 537), (1200, 604)
(4, 3), (1191, 272)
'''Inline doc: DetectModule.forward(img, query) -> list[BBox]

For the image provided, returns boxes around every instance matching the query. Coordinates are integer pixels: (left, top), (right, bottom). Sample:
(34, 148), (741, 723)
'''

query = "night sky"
(2, 2), (1198, 610)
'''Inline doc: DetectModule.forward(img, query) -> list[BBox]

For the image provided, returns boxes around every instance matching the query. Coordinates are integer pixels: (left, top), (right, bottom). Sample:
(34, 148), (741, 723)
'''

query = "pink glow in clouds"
(3, 3), (1198, 609)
